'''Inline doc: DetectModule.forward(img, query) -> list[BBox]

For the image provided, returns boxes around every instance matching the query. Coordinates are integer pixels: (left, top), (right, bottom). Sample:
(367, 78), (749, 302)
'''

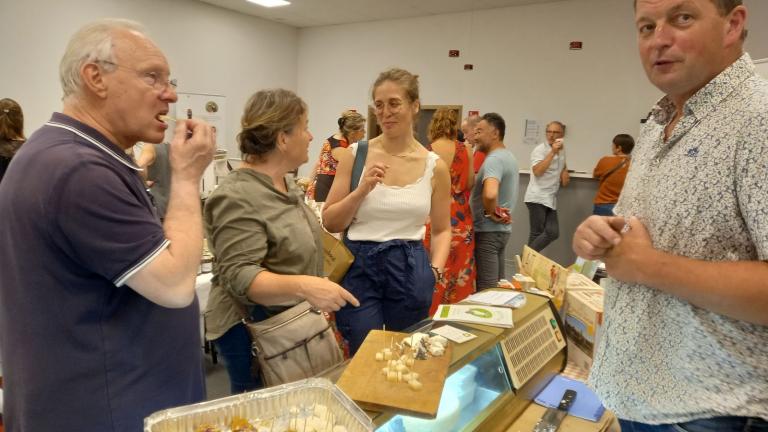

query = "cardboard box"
(562, 285), (604, 370)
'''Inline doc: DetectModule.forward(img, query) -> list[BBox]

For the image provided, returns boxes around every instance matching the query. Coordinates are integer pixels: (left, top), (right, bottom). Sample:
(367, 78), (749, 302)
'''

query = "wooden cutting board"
(336, 330), (452, 418)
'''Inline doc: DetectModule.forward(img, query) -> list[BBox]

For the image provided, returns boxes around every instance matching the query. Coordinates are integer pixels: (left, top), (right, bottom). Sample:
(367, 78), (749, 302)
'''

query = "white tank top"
(347, 143), (437, 242)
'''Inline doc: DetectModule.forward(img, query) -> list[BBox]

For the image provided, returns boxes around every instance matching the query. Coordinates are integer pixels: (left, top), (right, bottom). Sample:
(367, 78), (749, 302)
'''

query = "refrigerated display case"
(323, 292), (568, 432)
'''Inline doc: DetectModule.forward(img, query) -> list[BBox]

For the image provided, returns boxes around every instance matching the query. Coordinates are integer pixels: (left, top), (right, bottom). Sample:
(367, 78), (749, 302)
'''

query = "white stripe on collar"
(47, 121), (142, 171)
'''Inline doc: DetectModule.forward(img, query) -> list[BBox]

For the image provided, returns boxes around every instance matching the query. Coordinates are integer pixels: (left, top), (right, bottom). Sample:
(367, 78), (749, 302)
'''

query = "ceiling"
(198, 0), (568, 28)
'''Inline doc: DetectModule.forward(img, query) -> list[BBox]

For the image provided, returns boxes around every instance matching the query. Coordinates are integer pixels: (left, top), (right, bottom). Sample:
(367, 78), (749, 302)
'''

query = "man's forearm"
(532, 153), (555, 176)
(163, 179), (205, 281)
(635, 250), (768, 325)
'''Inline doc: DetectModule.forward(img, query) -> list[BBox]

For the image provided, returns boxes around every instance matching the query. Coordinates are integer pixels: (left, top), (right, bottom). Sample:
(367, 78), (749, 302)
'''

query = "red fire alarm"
(464, 64), (474, 70)
(468, 110), (480, 117)
(569, 41), (583, 50)
(449, 49), (460, 57)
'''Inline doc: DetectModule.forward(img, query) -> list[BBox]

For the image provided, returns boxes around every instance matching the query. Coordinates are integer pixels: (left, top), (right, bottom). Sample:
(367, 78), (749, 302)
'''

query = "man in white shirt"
(523, 120), (570, 252)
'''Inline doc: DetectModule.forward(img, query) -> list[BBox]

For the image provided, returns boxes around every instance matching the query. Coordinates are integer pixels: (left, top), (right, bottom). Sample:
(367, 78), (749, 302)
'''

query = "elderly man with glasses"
(523, 120), (570, 252)
(0, 19), (215, 432)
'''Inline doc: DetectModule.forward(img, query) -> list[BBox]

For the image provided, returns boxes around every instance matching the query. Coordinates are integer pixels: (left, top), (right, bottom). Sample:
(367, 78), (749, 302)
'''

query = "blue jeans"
(213, 321), (263, 394)
(620, 417), (768, 432)
(335, 239), (435, 356)
(593, 203), (616, 216)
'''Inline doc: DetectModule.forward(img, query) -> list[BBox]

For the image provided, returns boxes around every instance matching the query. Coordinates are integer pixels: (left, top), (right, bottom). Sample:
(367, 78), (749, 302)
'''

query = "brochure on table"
(433, 304), (514, 328)
(520, 245), (568, 309)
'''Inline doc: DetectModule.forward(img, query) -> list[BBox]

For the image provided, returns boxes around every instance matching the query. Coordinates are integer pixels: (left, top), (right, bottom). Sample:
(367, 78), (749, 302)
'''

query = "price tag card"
(430, 324), (477, 344)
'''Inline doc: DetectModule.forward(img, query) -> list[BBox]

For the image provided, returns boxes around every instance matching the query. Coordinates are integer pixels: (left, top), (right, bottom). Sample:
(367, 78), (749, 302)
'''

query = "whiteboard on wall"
(756, 58), (768, 79)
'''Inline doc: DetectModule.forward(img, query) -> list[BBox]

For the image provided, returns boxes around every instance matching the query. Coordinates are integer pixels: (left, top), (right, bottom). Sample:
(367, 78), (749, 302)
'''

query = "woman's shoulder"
(211, 170), (270, 199)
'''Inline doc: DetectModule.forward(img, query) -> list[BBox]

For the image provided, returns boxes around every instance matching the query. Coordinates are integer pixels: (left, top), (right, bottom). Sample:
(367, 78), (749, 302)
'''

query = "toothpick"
(157, 115), (185, 123)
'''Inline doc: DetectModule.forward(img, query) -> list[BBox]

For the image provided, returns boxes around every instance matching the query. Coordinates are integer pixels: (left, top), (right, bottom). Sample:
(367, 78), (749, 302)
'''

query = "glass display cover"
(378, 345), (511, 432)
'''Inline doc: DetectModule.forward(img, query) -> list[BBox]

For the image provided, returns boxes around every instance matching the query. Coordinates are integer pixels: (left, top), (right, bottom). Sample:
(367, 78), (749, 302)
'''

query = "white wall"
(756, 59), (768, 79)
(0, 0), (298, 156)
(297, 0), (768, 175)
(1, 0), (765, 167)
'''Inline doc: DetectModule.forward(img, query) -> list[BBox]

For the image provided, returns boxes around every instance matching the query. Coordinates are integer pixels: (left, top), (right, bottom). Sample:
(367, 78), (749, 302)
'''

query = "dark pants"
(335, 239), (435, 356)
(526, 202), (559, 252)
(474, 231), (510, 289)
(213, 321), (263, 394)
(313, 173), (334, 202)
(593, 203), (616, 216)
(620, 417), (768, 432)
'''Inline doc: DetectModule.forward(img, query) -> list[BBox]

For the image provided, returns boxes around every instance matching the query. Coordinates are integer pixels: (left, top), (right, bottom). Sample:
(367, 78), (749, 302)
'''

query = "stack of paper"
(464, 290), (527, 308)
(432, 304), (514, 328)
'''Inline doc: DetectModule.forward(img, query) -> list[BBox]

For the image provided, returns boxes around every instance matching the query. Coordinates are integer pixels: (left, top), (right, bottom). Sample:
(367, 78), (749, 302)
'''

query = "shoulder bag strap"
(342, 140), (368, 240)
(350, 140), (368, 192)
(598, 157), (629, 184)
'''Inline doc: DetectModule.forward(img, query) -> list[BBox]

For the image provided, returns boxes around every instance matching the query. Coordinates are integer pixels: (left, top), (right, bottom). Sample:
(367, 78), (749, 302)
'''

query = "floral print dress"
(425, 140), (476, 314)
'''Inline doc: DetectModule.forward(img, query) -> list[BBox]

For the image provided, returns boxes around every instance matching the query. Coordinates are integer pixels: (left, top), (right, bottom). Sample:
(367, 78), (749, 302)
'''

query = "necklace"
(383, 143), (419, 158)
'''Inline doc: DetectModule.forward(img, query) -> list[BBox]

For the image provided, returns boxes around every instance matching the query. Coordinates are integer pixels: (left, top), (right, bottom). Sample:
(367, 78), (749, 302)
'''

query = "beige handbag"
(322, 231), (354, 283)
(242, 301), (344, 387)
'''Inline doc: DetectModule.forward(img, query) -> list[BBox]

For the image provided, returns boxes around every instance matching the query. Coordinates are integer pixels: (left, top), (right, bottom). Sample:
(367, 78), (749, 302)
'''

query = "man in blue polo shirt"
(0, 19), (215, 431)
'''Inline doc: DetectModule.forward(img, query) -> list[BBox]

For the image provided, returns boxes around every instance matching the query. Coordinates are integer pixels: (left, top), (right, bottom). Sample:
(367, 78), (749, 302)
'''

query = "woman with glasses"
(322, 68), (451, 356)
(306, 110), (366, 203)
(203, 89), (358, 393)
(0, 98), (25, 183)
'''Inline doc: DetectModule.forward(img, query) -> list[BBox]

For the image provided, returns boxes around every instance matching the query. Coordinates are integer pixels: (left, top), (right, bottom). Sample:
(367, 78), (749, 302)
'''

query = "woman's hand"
(357, 162), (389, 194)
(299, 276), (360, 312)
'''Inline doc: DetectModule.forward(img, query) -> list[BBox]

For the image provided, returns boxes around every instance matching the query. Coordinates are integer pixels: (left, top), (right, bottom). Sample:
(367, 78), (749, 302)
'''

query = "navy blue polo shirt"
(0, 113), (205, 432)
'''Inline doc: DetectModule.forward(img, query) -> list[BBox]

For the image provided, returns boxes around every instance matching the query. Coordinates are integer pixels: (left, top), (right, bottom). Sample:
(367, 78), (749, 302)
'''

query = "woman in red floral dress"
(425, 109), (476, 314)
(306, 110), (365, 202)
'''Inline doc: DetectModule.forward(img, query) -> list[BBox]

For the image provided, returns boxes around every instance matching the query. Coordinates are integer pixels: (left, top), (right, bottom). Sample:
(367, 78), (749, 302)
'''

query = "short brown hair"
(634, 0), (741, 12)
(238, 89), (307, 161)
(428, 109), (458, 142)
(634, 0), (747, 39)
(613, 134), (635, 155)
(0, 98), (24, 141)
(371, 68), (420, 103)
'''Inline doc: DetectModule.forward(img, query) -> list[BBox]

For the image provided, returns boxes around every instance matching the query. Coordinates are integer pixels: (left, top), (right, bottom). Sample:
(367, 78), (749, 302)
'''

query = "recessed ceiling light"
(246, 0), (290, 7)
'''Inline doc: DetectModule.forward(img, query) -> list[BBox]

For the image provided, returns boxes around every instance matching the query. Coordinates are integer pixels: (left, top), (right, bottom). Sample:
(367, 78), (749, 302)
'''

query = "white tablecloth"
(196, 273), (213, 312)
(195, 273), (214, 342)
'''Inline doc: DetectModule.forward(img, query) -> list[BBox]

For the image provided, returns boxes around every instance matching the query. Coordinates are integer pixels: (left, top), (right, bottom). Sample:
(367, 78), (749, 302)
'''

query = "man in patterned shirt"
(573, 1), (767, 431)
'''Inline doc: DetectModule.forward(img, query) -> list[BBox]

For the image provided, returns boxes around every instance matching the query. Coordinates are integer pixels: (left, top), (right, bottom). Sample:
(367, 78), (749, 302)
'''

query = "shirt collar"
(238, 168), (304, 204)
(650, 52), (755, 125)
(46, 112), (142, 171)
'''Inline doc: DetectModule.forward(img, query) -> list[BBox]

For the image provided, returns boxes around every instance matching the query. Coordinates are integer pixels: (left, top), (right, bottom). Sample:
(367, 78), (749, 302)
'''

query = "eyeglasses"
(545, 130), (563, 135)
(374, 99), (404, 114)
(96, 60), (178, 92)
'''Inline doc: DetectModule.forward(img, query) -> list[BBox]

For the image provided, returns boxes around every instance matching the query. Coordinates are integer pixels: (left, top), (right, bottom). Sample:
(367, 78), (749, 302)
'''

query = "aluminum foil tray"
(144, 378), (374, 432)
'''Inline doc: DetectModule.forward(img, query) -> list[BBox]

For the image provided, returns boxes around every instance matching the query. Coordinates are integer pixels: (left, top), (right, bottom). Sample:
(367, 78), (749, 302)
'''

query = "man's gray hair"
(463, 114), (481, 128)
(59, 18), (148, 101)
